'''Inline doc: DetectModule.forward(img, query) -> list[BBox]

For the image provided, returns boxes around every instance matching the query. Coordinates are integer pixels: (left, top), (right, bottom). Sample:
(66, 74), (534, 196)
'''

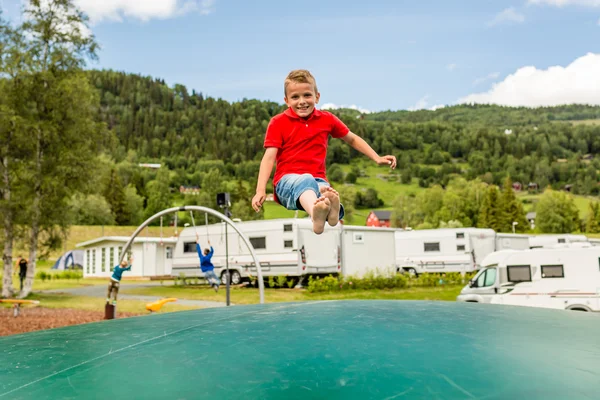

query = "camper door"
(297, 226), (340, 275)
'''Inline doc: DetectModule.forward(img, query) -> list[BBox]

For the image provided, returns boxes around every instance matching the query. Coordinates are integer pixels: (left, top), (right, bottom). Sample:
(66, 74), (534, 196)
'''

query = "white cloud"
(527, 0), (600, 7)
(73, 0), (215, 23)
(408, 95), (430, 111)
(488, 7), (525, 26)
(407, 96), (446, 111)
(598, 17), (600, 24)
(473, 72), (500, 86)
(446, 63), (457, 71)
(458, 53), (600, 107)
(320, 103), (371, 114)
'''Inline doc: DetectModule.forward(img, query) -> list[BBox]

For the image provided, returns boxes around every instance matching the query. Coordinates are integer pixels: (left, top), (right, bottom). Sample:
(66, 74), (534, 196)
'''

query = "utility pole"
(217, 192), (232, 306)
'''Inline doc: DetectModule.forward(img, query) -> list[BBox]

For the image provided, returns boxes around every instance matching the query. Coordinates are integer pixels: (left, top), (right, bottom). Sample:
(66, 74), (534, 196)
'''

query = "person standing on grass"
(196, 234), (220, 292)
(107, 256), (133, 305)
(17, 256), (28, 291)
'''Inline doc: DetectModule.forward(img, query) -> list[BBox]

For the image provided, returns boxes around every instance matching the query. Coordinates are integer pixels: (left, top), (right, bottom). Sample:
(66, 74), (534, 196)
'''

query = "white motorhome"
(528, 234), (589, 249)
(395, 228), (497, 275)
(171, 218), (341, 285)
(457, 247), (600, 312)
(341, 225), (397, 277)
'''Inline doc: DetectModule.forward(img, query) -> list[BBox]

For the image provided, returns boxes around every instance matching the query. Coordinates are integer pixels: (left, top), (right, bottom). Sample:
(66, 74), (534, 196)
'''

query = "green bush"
(307, 270), (473, 293)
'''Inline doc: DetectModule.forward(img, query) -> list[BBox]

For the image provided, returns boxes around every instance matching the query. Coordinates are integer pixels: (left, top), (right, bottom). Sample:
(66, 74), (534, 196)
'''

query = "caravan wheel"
(221, 270), (242, 286)
(405, 268), (418, 277)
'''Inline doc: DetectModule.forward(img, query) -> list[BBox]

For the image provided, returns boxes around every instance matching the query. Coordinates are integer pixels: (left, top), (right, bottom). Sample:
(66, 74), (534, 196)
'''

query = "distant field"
(518, 192), (592, 219)
(570, 119), (600, 126)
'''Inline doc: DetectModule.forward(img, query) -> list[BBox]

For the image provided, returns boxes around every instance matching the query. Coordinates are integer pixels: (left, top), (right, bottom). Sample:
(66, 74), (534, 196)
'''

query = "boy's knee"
(297, 174), (319, 190)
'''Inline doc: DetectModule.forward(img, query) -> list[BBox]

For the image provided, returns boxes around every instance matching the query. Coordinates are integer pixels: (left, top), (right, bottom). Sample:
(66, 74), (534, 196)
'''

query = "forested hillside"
(73, 70), (600, 232)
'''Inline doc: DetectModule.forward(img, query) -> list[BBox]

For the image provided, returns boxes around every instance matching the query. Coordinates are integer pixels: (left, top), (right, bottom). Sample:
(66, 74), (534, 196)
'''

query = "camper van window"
(101, 248), (106, 272)
(183, 242), (196, 253)
(166, 246), (173, 259)
(457, 245), (466, 251)
(283, 224), (293, 232)
(424, 242), (440, 252)
(558, 238), (566, 243)
(353, 233), (365, 244)
(284, 240), (293, 248)
(456, 233), (465, 239)
(541, 265), (564, 278)
(250, 237), (266, 249)
(507, 265), (531, 282)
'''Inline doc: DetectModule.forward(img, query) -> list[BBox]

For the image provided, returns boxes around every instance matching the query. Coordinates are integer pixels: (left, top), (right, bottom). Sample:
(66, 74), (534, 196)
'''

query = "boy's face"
(284, 82), (320, 118)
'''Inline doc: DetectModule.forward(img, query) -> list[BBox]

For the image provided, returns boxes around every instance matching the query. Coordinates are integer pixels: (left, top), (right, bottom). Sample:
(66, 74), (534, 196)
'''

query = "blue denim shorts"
(275, 173), (345, 220)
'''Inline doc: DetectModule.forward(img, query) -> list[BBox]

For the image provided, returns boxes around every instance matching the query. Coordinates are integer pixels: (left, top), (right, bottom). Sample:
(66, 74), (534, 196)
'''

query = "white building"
(76, 236), (177, 278)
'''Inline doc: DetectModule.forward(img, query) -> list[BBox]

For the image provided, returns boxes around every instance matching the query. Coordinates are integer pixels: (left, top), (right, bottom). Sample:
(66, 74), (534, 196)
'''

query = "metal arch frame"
(118, 206), (265, 304)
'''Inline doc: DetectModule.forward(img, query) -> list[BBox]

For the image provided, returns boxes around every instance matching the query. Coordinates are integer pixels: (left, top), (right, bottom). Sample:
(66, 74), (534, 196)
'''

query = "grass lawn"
(123, 285), (463, 305)
(339, 161), (424, 207)
(19, 293), (200, 314)
(518, 192), (592, 219)
(570, 119), (600, 126)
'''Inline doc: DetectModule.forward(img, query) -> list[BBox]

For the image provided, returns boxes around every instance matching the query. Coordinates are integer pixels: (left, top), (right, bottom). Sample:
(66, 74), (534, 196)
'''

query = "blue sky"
(3, 0), (600, 112)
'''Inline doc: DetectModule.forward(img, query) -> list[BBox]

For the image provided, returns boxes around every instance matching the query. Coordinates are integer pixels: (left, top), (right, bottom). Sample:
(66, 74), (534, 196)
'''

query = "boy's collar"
(284, 107), (322, 120)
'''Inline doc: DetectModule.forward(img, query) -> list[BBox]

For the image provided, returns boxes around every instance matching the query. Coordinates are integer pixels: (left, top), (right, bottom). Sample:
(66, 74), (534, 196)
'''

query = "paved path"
(41, 283), (227, 308)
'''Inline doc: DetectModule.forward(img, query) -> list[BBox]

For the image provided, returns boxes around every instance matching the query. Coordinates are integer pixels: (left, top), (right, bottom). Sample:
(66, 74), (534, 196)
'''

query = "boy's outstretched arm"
(252, 147), (278, 212)
(341, 132), (397, 169)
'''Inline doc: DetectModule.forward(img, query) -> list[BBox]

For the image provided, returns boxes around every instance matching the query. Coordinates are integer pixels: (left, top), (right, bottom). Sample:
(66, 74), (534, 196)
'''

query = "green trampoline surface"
(1, 300), (600, 399)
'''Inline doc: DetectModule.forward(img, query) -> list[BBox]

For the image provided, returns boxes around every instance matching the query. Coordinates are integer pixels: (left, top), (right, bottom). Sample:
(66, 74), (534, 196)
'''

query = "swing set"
(117, 205), (265, 305)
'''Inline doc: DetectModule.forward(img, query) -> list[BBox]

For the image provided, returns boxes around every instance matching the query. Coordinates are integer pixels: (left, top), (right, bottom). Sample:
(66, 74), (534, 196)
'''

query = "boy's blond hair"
(120, 260), (129, 267)
(284, 69), (318, 96)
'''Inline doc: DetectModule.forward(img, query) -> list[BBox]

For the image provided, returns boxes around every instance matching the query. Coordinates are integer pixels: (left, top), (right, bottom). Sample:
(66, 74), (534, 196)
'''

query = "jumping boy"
(252, 69), (396, 234)
(107, 256), (133, 305)
(196, 234), (220, 292)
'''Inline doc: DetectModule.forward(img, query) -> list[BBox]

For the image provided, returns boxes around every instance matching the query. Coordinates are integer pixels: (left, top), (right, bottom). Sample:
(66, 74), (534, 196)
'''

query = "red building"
(366, 211), (392, 227)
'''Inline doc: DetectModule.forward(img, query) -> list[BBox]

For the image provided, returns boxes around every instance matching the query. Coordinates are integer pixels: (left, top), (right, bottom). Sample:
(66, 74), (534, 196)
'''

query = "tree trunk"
(1, 122), (15, 298)
(20, 129), (42, 298)
(1, 154), (15, 298)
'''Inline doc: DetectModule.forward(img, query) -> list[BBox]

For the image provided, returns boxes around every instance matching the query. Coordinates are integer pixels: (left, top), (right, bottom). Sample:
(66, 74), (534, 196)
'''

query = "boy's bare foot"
(320, 186), (340, 226)
(312, 197), (331, 235)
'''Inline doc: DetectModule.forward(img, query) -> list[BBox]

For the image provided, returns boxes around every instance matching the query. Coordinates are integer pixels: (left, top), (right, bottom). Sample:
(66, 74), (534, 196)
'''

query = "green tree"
(69, 193), (115, 225)
(391, 194), (419, 229)
(585, 201), (600, 234)
(103, 169), (127, 225)
(17, 0), (101, 297)
(535, 188), (580, 233)
(327, 164), (344, 183)
(498, 177), (528, 232)
(123, 184), (144, 225)
(145, 169), (172, 220)
(478, 186), (502, 231)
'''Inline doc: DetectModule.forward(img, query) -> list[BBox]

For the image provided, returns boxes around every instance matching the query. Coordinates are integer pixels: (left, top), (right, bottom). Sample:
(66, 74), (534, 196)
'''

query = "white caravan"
(395, 228), (497, 275)
(341, 225), (397, 277)
(528, 234), (589, 249)
(171, 218), (341, 284)
(495, 233), (531, 251)
(457, 247), (600, 312)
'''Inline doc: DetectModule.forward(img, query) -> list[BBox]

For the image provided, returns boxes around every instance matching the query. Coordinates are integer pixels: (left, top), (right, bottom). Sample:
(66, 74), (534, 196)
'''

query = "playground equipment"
(1, 301), (600, 399)
(118, 206), (264, 303)
(103, 206), (265, 320)
(146, 298), (177, 313)
(0, 299), (40, 317)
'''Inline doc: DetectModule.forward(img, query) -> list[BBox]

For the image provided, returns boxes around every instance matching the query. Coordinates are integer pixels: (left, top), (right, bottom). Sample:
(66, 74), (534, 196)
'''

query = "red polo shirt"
(264, 107), (350, 193)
